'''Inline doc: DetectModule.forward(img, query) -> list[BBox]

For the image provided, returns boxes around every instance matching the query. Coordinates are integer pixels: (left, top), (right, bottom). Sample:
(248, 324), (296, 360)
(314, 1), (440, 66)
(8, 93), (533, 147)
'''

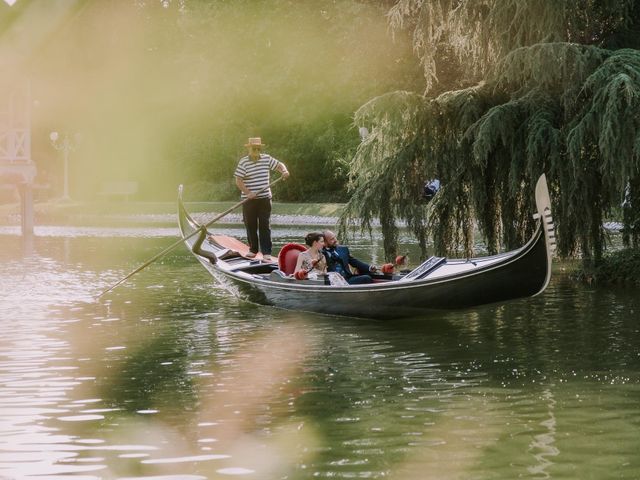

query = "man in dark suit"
(322, 230), (377, 285)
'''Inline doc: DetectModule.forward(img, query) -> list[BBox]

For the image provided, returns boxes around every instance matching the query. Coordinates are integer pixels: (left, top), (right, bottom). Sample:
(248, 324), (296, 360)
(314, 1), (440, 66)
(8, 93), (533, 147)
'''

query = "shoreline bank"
(0, 200), (347, 228)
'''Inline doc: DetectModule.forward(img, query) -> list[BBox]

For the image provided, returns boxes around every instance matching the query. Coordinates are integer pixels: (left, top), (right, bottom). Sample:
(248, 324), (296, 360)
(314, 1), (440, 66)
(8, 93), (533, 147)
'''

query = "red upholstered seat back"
(278, 243), (307, 275)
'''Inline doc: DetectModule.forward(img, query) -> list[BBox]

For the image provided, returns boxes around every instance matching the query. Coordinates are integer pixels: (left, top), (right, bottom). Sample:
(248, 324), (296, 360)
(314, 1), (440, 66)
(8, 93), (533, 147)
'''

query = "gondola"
(178, 174), (556, 319)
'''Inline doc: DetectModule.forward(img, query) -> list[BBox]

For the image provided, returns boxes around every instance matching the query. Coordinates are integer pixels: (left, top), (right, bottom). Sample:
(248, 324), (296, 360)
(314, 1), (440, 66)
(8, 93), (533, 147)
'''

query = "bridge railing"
(0, 128), (31, 163)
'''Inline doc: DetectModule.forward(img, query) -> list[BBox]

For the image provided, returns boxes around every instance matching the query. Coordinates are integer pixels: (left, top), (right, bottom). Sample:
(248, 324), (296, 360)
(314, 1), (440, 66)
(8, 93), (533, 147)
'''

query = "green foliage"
(339, 91), (433, 259)
(574, 247), (640, 285)
(260, 115), (356, 202)
(141, 0), (422, 201)
(182, 179), (238, 202)
(14, 0), (421, 201)
(341, 0), (640, 263)
(622, 177), (640, 247)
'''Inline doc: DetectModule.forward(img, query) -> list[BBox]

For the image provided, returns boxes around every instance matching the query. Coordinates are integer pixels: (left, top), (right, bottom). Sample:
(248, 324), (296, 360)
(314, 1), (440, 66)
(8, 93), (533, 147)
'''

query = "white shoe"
(245, 252), (257, 258)
(263, 255), (274, 262)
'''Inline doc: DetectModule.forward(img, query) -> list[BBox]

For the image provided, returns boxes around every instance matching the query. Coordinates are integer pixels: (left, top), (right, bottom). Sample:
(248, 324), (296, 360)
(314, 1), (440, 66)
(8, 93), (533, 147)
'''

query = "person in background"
(234, 137), (289, 262)
(423, 178), (441, 202)
(322, 230), (378, 285)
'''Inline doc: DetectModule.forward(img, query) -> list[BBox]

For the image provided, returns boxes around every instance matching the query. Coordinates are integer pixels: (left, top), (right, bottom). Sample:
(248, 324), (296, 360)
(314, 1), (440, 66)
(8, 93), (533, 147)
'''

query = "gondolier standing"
(234, 137), (289, 262)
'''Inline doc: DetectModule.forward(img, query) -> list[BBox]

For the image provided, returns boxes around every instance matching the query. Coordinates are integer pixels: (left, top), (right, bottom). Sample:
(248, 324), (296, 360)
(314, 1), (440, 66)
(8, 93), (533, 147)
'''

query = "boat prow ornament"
(532, 174), (556, 295)
(177, 174), (555, 319)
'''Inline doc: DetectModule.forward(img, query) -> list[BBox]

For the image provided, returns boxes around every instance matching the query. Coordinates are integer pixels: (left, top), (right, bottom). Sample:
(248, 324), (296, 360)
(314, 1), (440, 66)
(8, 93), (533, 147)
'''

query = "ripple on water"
(2, 235), (640, 479)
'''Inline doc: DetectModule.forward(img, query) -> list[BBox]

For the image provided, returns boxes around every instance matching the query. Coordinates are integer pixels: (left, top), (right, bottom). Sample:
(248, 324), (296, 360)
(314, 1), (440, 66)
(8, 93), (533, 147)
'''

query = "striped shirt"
(234, 154), (281, 199)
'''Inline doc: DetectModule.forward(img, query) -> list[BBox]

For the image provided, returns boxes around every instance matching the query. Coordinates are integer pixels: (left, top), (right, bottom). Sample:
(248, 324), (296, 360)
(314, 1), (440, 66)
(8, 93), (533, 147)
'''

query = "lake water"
(1, 226), (639, 479)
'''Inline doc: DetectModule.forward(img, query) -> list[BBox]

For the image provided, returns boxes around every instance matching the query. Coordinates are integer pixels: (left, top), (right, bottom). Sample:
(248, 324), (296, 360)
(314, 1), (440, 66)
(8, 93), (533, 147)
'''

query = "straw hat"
(245, 137), (265, 148)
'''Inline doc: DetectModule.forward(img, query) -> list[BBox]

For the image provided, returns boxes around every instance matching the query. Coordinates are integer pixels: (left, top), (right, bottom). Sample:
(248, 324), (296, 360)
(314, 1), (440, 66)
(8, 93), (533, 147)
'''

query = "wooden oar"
(97, 176), (284, 298)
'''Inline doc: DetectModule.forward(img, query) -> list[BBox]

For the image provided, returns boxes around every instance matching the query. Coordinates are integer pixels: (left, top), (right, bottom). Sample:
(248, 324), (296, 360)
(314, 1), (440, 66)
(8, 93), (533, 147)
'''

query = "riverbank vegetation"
(4, 1), (640, 274)
(339, 0), (640, 266)
(574, 247), (640, 286)
(9, 0), (420, 204)
(0, 199), (344, 226)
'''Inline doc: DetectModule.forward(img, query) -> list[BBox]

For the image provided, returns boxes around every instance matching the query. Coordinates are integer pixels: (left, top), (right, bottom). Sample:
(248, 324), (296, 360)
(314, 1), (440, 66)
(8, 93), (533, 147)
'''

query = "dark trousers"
(242, 197), (272, 255)
(347, 274), (373, 285)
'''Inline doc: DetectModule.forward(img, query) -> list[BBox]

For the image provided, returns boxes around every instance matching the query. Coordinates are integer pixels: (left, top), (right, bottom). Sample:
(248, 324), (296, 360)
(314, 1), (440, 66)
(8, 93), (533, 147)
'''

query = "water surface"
(1, 229), (639, 479)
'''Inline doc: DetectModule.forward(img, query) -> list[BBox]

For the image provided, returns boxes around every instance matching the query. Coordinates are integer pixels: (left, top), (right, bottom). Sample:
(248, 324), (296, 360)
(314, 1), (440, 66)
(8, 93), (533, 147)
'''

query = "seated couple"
(294, 230), (379, 286)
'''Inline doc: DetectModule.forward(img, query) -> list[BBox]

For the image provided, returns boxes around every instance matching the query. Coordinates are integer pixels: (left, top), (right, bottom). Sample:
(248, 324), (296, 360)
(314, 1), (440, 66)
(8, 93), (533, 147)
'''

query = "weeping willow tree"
(340, 0), (640, 263)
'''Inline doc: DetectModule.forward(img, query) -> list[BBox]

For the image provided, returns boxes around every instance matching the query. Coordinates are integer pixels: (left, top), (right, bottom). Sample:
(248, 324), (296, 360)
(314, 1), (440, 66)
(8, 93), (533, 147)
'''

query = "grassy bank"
(0, 199), (345, 225)
(572, 248), (640, 286)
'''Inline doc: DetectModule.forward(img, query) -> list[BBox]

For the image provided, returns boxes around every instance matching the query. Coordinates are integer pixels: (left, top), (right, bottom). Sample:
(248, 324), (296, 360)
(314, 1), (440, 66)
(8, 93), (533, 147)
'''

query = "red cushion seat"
(278, 243), (307, 275)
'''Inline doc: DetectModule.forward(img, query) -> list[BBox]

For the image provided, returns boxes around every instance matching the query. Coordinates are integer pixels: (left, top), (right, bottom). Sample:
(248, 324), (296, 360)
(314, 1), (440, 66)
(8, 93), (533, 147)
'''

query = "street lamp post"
(49, 131), (80, 201)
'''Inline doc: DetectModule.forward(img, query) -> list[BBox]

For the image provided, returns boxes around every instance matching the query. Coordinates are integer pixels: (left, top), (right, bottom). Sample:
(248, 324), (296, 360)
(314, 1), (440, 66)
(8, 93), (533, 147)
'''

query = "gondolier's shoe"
(246, 252), (257, 258)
